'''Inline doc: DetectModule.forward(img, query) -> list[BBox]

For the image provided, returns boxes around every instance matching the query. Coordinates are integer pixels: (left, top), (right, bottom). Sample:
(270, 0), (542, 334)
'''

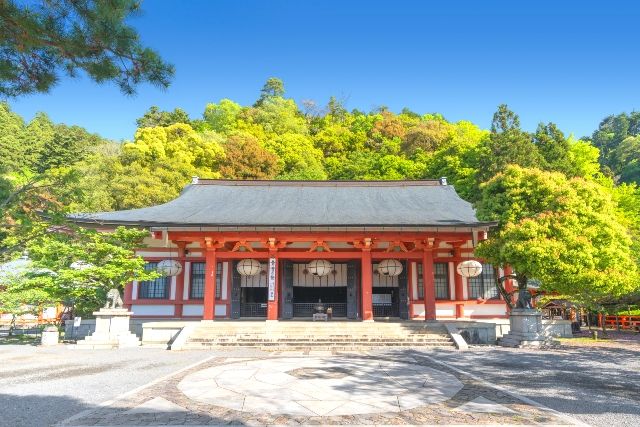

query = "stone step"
(189, 333), (450, 339)
(188, 337), (452, 343)
(181, 343), (453, 350)
(178, 320), (455, 351)
(189, 339), (453, 345)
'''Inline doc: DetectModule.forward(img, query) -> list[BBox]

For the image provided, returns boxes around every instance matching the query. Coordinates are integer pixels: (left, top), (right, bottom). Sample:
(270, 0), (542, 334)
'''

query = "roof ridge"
(192, 179), (444, 187)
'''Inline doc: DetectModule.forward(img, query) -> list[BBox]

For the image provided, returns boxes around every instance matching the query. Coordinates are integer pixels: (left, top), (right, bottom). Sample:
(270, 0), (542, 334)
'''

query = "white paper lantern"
(377, 259), (403, 276)
(156, 259), (183, 276)
(307, 259), (333, 277)
(456, 260), (483, 278)
(237, 258), (262, 276)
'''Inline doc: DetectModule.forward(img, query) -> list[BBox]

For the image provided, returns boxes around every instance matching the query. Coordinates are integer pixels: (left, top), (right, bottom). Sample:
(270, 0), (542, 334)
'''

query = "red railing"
(605, 315), (640, 330)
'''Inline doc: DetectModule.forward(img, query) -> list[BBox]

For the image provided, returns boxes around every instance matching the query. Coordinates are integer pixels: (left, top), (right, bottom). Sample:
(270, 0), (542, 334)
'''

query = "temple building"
(71, 178), (508, 322)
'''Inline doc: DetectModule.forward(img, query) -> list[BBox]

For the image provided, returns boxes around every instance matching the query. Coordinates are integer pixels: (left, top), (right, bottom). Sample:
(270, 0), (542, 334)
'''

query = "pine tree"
(0, 0), (173, 96)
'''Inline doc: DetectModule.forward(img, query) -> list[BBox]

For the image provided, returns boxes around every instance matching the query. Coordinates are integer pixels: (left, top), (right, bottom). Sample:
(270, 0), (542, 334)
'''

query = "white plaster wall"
(183, 262), (191, 300)
(215, 304), (227, 316)
(411, 262), (418, 300)
(221, 262), (229, 300)
(132, 281), (138, 299)
(448, 262), (456, 300)
(131, 305), (175, 316)
(170, 276), (176, 300)
(412, 303), (425, 317)
(183, 304), (203, 316)
(462, 277), (468, 299)
(464, 304), (507, 316)
(435, 304), (456, 317)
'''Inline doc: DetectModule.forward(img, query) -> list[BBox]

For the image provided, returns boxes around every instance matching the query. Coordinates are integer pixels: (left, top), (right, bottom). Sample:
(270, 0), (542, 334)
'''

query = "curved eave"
(68, 217), (498, 230)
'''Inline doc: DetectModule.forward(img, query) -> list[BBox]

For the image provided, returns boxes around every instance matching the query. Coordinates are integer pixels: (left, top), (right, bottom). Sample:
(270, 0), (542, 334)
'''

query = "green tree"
(0, 277), (53, 334)
(533, 122), (570, 174)
(591, 112), (640, 181)
(476, 105), (544, 185)
(476, 166), (638, 302)
(136, 106), (192, 128)
(0, 0), (173, 96)
(565, 139), (601, 179)
(203, 99), (242, 134)
(23, 112), (55, 170)
(264, 133), (326, 180)
(401, 119), (453, 154)
(0, 101), (25, 172)
(37, 124), (104, 172)
(255, 77), (285, 106)
(1, 167), (80, 261)
(23, 226), (157, 316)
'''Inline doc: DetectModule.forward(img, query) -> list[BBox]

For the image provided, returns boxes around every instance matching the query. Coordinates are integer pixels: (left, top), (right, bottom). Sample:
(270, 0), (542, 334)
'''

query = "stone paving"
(59, 350), (578, 426)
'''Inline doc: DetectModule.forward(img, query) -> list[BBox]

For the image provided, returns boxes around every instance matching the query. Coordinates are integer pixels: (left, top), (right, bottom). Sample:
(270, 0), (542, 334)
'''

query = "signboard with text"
(268, 257), (277, 301)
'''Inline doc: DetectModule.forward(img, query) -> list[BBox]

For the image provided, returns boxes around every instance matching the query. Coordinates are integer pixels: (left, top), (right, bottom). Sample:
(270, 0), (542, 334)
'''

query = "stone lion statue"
(515, 289), (532, 309)
(104, 288), (124, 309)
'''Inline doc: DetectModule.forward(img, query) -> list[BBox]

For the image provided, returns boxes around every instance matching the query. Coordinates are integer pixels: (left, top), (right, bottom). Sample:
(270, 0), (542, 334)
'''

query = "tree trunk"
(9, 314), (16, 337)
(494, 268), (514, 309)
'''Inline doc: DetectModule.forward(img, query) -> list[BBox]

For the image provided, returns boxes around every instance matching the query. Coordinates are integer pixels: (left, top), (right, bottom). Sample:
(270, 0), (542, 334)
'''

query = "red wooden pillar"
(174, 243), (186, 318)
(203, 249), (217, 320)
(361, 249), (373, 321)
(124, 282), (133, 310)
(267, 250), (279, 320)
(503, 265), (514, 309)
(453, 244), (465, 318)
(422, 249), (436, 321)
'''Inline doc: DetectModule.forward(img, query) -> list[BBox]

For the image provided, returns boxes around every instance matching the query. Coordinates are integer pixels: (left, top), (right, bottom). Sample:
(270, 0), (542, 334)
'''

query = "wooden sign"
(268, 257), (277, 301)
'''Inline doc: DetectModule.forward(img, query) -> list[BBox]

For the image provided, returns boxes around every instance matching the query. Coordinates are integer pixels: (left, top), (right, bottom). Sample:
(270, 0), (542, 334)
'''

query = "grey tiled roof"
(70, 180), (492, 228)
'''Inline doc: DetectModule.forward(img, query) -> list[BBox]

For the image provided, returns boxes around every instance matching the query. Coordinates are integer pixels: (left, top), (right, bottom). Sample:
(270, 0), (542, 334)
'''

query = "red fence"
(604, 315), (640, 330)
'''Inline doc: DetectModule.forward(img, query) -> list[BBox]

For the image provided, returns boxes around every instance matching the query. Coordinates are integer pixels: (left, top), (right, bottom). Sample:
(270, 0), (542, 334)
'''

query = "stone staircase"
(174, 321), (456, 351)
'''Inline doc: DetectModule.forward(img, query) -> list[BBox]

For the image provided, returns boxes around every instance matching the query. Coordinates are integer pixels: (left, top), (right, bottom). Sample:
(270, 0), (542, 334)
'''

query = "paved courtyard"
(1, 343), (638, 426)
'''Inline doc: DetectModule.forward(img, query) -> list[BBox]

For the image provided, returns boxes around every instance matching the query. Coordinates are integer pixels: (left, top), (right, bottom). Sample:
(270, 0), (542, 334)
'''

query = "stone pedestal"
(41, 327), (59, 346)
(498, 309), (559, 348)
(76, 308), (140, 349)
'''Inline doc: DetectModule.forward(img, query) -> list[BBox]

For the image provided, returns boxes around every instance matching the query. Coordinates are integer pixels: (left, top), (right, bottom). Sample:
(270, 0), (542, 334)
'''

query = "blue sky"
(8, 0), (640, 141)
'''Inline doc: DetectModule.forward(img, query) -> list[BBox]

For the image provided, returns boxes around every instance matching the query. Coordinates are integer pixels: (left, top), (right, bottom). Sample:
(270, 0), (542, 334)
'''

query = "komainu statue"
(515, 289), (532, 309)
(104, 289), (124, 309)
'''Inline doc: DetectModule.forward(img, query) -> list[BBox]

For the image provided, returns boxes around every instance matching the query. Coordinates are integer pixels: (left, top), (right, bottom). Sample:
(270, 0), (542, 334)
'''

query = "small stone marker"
(40, 326), (59, 346)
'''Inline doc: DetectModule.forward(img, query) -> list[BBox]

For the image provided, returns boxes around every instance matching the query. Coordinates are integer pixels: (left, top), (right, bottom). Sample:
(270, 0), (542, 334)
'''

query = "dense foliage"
(0, 0), (173, 96)
(0, 226), (156, 317)
(1, 77), (639, 309)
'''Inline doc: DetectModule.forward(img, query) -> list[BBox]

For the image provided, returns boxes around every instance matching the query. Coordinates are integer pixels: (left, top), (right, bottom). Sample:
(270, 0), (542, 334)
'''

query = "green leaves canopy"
(24, 226), (157, 315)
(0, 0), (173, 96)
(476, 166), (638, 300)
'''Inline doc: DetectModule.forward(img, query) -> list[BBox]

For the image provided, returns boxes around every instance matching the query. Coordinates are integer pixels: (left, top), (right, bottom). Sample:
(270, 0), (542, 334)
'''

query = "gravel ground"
(1, 342), (638, 426)
(0, 345), (213, 427)
(427, 344), (640, 427)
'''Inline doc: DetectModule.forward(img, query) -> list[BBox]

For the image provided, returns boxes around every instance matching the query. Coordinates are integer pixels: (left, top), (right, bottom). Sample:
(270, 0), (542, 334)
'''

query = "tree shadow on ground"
(0, 393), (239, 427)
(402, 346), (640, 418)
(0, 334), (40, 345)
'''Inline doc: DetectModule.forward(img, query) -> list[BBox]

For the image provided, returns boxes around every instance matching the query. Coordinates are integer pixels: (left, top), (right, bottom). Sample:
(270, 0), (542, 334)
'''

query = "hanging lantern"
(456, 260), (483, 278)
(307, 259), (333, 277)
(237, 259), (262, 276)
(156, 259), (183, 276)
(377, 259), (403, 276)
